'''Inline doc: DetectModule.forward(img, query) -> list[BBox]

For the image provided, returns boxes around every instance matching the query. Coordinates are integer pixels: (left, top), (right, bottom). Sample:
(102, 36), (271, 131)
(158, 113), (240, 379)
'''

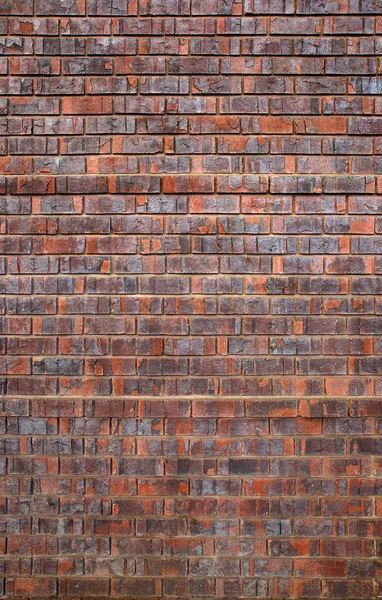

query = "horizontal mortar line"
(2, 374), (379, 377)
(2, 538), (376, 541)
(2, 503), (380, 508)
(1, 172), (381, 174)
(0, 516), (360, 520)
(2, 492), (380, 497)
(0, 548), (378, 553)
(0, 434), (375, 438)
(4, 72), (382, 76)
(3, 450), (374, 455)
(1, 354), (371, 358)
(3, 153), (382, 156)
(0, 556), (375, 561)
(3, 118), (382, 121)
(2, 394), (379, 398)
(0, 533), (376, 537)
(5, 14), (382, 18)
(9, 28), (382, 31)
(2, 488), (379, 493)
(0, 575), (370, 580)
(0, 433), (371, 437)
(0, 512), (378, 516)
(1, 432), (366, 438)
(2, 476), (378, 482)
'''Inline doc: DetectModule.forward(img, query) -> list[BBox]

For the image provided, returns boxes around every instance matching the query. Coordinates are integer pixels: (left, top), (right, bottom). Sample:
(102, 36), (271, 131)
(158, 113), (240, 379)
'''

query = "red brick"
(0, 3), (380, 597)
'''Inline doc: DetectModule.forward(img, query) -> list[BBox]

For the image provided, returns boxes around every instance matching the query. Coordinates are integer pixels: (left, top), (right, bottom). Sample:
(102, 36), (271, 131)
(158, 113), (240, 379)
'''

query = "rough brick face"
(0, 0), (381, 598)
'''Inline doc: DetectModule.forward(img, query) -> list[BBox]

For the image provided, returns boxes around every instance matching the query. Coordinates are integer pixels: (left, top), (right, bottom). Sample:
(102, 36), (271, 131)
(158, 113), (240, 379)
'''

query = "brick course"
(0, 0), (382, 598)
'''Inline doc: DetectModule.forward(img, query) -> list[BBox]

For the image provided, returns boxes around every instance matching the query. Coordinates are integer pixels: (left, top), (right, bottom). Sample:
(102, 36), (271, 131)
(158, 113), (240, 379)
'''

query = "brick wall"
(0, 0), (382, 598)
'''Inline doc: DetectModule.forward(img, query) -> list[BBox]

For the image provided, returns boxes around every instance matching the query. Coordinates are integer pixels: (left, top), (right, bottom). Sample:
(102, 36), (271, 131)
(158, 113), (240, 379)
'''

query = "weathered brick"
(0, 3), (380, 597)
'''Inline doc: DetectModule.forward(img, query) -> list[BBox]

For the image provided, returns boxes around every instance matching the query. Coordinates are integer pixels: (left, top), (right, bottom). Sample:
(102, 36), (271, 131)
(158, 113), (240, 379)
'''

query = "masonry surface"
(0, 0), (381, 598)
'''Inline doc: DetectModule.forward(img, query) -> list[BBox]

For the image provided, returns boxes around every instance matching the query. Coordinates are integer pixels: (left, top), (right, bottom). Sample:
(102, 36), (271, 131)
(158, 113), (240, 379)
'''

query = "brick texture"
(0, 0), (382, 598)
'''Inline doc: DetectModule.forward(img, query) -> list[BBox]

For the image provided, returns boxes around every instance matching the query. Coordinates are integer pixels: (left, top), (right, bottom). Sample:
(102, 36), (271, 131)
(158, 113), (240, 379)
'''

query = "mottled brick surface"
(0, 0), (382, 598)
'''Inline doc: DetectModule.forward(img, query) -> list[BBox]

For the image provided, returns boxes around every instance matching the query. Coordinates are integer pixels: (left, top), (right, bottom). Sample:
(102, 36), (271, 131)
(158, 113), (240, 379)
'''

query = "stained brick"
(0, 1), (380, 597)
